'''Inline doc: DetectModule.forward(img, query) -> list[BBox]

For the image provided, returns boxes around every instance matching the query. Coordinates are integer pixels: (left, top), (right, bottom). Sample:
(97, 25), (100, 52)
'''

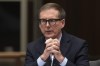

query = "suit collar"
(37, 36), (46, 54)
(60, 31), (71, 56)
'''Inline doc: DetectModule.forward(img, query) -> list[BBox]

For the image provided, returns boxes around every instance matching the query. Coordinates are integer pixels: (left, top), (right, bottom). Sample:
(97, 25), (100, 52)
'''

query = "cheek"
(39, 25), (43, 32)
(56, 23), (63, 29)
(55, 23), (62, 30)
(53, 25), (62, 32)
(39, 25), (47, 34)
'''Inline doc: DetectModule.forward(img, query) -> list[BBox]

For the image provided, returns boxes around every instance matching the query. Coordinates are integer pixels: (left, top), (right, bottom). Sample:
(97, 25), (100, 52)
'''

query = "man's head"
(39, 3), (66, 39)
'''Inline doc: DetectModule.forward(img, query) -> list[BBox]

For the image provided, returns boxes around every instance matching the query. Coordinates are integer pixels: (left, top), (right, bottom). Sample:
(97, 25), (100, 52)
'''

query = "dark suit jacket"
(24, 32), (90, 66)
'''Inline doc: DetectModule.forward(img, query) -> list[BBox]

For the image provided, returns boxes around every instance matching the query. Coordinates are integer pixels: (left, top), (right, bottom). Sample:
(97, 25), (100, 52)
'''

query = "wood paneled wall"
(43, 0), (100, 60)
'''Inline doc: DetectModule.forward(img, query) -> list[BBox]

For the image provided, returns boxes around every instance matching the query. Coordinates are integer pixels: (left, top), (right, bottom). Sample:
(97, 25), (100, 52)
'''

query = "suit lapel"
(60, 32), (71, 57)
(37, 36), (46, 54)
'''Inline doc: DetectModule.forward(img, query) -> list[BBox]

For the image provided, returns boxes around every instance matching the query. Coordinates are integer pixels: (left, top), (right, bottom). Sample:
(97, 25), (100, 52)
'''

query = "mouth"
(44, 30), (55, 38)
(45, 30), (53, 33)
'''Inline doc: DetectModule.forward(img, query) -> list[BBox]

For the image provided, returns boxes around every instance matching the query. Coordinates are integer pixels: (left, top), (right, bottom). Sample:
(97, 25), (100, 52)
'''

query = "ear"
(61, 19), (65, 28)
(39, 24), (41, 28)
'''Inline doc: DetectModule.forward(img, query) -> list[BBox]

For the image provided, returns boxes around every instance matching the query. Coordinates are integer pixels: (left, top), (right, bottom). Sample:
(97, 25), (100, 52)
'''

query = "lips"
(45, 30), (53, 34)
(44, 30), (54, 38)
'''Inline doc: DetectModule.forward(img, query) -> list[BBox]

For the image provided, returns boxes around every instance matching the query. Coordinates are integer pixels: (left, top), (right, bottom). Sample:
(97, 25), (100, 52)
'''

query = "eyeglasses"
(39, 19), (63, 25)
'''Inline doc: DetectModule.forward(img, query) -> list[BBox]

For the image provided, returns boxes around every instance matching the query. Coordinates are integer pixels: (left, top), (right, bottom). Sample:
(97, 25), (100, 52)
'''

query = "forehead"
(39, 9), (59, 19)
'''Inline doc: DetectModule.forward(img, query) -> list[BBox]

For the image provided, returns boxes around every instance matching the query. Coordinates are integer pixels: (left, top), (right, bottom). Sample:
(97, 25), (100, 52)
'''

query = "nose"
(46, 22), (50, 26)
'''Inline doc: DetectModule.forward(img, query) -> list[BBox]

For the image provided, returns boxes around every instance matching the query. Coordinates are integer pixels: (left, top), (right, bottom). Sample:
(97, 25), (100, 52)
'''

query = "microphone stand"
(51, 54), (54, 66)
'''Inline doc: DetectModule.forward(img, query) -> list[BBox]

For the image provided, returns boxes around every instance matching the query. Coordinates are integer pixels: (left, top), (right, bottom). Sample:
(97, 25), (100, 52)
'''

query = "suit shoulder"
(62, 32), (87, 48)
(27, 37), (44, 49)
(70, 34), (85, 42)
(64, 33), (88, 51)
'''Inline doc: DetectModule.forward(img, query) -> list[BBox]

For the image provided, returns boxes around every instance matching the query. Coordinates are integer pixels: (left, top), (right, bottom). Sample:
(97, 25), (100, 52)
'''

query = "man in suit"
(25, 3), (89, 66)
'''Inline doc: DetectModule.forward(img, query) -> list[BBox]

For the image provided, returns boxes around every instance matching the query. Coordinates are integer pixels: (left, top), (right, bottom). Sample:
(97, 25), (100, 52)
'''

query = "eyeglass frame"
(38, 18), (64, 26)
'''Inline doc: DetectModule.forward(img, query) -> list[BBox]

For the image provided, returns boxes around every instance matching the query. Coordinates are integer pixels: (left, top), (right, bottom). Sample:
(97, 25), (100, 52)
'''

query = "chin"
(45, 35), (56, 39)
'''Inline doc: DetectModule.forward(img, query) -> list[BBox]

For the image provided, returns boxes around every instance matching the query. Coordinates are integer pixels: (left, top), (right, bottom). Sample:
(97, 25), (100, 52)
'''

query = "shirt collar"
(58, 32), (62, 42)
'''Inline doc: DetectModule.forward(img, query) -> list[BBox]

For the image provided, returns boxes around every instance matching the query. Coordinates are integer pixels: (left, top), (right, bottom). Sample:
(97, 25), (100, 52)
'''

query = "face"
(39, 8), (65, 39)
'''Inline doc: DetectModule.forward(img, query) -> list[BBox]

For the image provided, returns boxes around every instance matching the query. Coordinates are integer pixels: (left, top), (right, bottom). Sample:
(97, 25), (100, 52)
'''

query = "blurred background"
(0, 0), (100, 66)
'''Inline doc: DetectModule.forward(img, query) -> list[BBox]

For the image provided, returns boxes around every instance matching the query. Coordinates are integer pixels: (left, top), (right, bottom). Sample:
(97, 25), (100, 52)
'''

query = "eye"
(48, 19), (55, 22)
(39, 19), (46, 23)
(41, 19), (46, 22)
